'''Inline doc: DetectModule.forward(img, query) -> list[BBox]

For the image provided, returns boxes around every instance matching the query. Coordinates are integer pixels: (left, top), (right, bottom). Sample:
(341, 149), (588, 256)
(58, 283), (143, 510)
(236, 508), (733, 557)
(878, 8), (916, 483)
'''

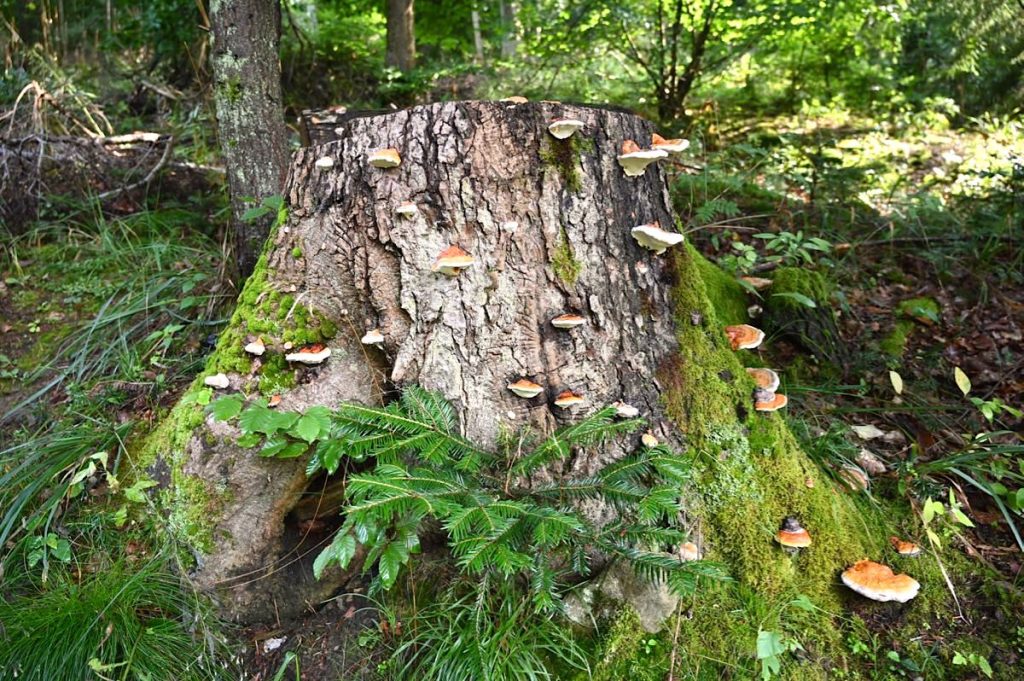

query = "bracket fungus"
(500, 96), (528, 104)
(204, 373), (230, 390)
(679, 542), (703, 561)
(612, 401), (640, 418)
(285, 344), (331, 365)
(740, 276), (774, 291)
(617, 139), (667, 177)
(725, 324), (765, 350)
(841, 560), (920, 603)
(548, 118), (585, 140)
(630, 223), (685, 254)
(775, 517), (812, 549)
(641, 431), (659, 448)
(507, 379), (544, 399)
(244, 337), (266, 357)
(395, 201), (419, 217)
(360, 328), (385, 345)
(838, 464), (870, 492)
(267, 394), (282, 408)
(553, 390), (585, 408)
(754, 392), (788, 412)
(890, 537), (922, 557)
(650, 133), (690, 154)
(368, 148), (401, 168)
(746, 367), (780, 393)
(431, 245), (476, 276)
(551, 313), (586, 329)
(314, 156), (335, 169)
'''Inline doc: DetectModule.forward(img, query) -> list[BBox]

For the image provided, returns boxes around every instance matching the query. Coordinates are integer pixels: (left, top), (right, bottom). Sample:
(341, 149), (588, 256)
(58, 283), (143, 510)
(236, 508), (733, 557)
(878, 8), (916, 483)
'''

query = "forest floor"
(1, 109), (1022, 679)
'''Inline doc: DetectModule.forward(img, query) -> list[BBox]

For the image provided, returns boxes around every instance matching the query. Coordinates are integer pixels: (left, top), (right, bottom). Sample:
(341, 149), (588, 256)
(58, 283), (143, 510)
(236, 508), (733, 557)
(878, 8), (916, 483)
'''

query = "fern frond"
(511, 408), (642, 475)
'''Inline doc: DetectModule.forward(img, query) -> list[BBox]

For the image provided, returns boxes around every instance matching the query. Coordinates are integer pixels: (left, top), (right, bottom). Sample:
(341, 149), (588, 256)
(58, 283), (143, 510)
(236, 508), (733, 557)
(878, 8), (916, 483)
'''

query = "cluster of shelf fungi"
(206, 102), (922, 605)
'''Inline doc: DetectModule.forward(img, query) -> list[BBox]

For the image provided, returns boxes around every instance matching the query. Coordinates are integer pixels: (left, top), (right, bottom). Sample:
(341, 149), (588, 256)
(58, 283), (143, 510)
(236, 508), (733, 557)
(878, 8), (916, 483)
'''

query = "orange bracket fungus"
(746, 367), (780, 393)
(285, 344), (331, 365)
(395, 201), (419, 217)
(244, 337), (266, 356)
(553, 390), (585, 408)
(650, 133), (690, 154)
(740, 276), (774, 290)
(360, 328), (385, 345)
(204, 373), (230, 390)
(725, 324), (765, 350)
(679, 542), (702, 561)
(431, 245), (476, 276)
(617, 139), (667, 177)
(775, 517), (812, 550)
(841, 560), (920, 603)
(507, 379), (544, 399)
(368, 148), (401, 168)
(548, 118), (586, 140)
(630, 223), (685, 254)
(889, 536), (922, 557)
(754, 391), (788, 413)
(551, 313), (586, 329)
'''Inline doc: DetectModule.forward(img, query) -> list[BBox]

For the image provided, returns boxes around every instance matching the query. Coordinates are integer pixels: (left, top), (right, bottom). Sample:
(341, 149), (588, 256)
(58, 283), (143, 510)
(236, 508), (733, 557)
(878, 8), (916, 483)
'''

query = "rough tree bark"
(386, 0), (416, 72)
(209, 0), (290, 277)
(151, 101), (871, 626)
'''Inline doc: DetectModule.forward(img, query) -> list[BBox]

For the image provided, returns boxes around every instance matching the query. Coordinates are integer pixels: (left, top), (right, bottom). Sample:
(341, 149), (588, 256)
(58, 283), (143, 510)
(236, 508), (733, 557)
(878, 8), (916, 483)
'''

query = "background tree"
(386, 0), (416, 71)
(209, 0), (290, 277)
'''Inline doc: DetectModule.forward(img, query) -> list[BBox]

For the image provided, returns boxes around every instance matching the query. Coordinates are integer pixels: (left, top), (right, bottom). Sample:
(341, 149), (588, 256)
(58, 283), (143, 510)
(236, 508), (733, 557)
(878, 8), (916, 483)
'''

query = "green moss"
(552, 227), (583, 286)
(588, 608), (668, 681)
(662, 244), (751, 436)
(291, 247), (303, 259)
(206, 248), (334, 393)
(896, 296), (940, 324)
(539, 136), (592, 193)
(768, 267), (832, 309)
(881, 319), (914, 358)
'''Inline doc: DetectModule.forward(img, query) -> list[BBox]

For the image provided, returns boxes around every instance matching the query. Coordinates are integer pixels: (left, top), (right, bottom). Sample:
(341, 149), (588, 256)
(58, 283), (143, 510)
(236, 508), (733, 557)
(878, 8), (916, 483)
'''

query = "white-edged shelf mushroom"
(285, 344), (331, 365)
(204, 373), (230, 389)
(432, 245), (476, 276)
(679, 542), (702, 562)
(631, 223), (685, 254)
(889, 536), (922, 557)
(507, 379), (544, 398)
(314, 156), (335, 169)
(368, 148), (401, 169)
(361, 328), (385, 345)
(754, 392), (788, 413)
(775, 517), (811, 549)
(395, 201), (418, 218)
(553, 390), (584, 408)
(725, 324), (765, 350)
(651, 133), (690, 154)
(548, 118), (585, 140)
(617, 140), (667, 177)
(244, 337), (266, 356)
(612, 401), (640, 418)
(551, 313), (586, 329)
(841, 560), (920, 603)
(746, 367), (780, 393)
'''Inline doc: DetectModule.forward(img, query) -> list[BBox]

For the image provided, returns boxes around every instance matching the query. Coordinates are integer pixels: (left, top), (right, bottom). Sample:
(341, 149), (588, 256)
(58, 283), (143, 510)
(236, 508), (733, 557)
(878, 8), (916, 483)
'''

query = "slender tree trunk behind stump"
(163, 101), (871, 626)
(210, 0), (290, 277)
(386, 0), (416, 72)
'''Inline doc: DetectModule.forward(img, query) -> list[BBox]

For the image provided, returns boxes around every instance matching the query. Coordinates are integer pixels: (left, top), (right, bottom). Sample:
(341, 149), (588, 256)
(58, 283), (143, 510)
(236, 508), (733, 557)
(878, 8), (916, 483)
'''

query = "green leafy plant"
(753, 230), (833, 267)
(952, 650), (993, 678)
(756, 629), (803, 680)
(211, 387), (727, 611)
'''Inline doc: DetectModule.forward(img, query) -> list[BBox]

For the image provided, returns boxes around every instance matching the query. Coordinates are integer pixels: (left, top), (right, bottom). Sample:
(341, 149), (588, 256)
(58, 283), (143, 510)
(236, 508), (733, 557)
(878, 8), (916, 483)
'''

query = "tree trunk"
(499, 0), (519, 58)
(152, 101), (873, 626)
(471, 7), (485, 64)
(209, 0), (290, 278)
(386, 0), (416, 72)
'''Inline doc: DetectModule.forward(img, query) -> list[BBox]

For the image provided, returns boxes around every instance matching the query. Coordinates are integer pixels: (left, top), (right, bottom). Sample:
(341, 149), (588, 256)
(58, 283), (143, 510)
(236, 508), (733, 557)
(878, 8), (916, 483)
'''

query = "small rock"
(851, 424), (886, 441)
(204, 373), (230, 389)
(690, 311), (703, 326)
(261, 636), (287, 653)
(856, 448), (887, 475)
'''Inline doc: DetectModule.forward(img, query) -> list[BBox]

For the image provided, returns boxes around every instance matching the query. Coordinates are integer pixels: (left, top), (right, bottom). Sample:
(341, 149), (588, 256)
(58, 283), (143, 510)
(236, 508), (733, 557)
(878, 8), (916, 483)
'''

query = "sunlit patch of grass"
(0, 556), (229, 681)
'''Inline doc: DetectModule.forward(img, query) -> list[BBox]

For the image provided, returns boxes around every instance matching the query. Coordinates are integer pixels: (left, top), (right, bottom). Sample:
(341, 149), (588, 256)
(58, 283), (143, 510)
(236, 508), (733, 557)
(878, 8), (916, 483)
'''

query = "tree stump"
(153, 101), (871, 625)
